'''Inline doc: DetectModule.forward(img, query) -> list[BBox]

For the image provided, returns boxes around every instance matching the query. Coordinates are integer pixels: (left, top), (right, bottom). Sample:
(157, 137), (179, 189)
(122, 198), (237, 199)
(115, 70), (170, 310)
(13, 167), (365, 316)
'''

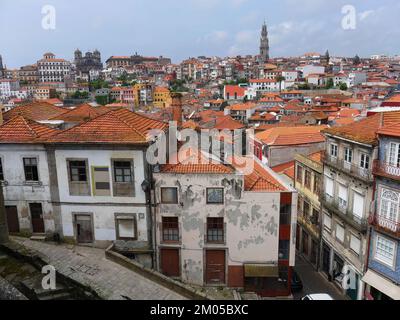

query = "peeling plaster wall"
(0, 144), (56, 235)
(54, 148), (149, 244)
(154, 173), (283, 286)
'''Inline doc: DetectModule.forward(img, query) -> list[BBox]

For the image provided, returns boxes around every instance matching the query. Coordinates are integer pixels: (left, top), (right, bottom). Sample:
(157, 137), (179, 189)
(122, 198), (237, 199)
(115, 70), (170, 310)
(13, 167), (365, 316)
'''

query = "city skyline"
(1, 0), (400, 68)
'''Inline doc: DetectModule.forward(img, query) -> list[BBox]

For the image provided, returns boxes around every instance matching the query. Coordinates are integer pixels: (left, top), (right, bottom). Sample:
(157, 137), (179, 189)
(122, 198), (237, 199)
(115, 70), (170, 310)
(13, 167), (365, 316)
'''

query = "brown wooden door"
(206, 250), (226, 284)
(160, 249), (180, 277)
(76, 215), (93, 243)
(29, 203), (45, 233)
(5, 206), (19, 233)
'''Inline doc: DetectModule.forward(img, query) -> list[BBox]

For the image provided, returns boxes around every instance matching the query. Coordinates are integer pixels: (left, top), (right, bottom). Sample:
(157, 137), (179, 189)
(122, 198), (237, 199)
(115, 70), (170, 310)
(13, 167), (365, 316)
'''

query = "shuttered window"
(350, 234), (361, 255)
(353, 192), (364, 219)
(92, 167), (111, 196)
(336, 224), (345, 242)
(325, 176), (334, 197)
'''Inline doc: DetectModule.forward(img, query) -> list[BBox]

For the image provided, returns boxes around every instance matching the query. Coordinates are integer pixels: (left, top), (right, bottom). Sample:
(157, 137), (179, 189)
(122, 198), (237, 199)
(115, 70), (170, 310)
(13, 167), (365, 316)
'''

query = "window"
(69, 160), (87, 182)
(388, 142), (400, 167)
(113, 161), (132, 183)
(112, 160), (134, 197)
(0, 158), (3, 181)
(23, 158), (39, 181)
(380, 188), (399, 222)
(297, 165), (303, 184)
(325, 176), (334, 199)
(350, 234), (361, 255)
(161, 188), (178, 204)
(375, 235), (396, 268)
(344, 148), (353, 163)
(92, 167), (111, 196)
(206, 218), (224, 243)
(162, 217), (179, 242)
(116, 215), (137, 240)
(324, 213), (332, 231)
(360, 153), (370, 169)
(336, 224), (345, 243)
(313, 175), (320, 195)
(206, 188), (224, 204)
(353, 192), (365, 219)
(303, 201), (310, 217)
(304, 170), (312, 190)
(330, 144), (338, 158)
(338, 184), (348, 210)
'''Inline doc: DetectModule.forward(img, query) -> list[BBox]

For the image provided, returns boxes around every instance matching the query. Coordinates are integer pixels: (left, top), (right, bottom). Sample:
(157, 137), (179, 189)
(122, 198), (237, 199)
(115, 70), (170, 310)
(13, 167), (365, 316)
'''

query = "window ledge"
(24, 181), (42, 186)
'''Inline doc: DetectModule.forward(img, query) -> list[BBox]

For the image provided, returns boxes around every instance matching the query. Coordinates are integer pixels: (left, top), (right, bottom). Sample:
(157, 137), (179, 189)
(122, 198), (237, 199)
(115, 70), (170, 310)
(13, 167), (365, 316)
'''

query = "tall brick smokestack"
(171, 92), (183, 128)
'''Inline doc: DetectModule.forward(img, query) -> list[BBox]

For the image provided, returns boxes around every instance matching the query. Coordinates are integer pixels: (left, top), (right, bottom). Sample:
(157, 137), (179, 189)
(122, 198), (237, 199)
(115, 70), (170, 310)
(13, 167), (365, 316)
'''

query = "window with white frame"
(353, 192), (365, 219)
(360, 153), (370, 169)
(344, 148), (353, 163)
(325, 176), (334, 198)
(330, 144), (338, 158)
(380, 188), (400, 222)
(338, 184), (348, 209)
(350, 234), (361, 255)
(324, 213), (332, 231)
(388, 142), (400, 168)
(336, 224), (345, 242)
(375, 235), (396, 268)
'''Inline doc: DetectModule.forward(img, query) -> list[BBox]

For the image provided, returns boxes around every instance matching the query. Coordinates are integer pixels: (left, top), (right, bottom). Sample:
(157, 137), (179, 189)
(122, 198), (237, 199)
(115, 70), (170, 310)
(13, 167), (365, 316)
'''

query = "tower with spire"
(259, 21), (270, 63)
(0, 54), (4, 78)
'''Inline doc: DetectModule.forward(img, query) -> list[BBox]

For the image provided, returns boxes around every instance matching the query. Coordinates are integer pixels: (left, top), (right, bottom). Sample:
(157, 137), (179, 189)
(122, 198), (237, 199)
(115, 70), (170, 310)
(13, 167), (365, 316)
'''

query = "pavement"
(11, 237), (185, 300)
(293, 254), (347, 300)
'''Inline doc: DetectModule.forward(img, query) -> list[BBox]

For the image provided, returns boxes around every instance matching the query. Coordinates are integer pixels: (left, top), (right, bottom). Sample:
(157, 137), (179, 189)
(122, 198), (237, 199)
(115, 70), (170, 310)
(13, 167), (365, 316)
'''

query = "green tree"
(276, 75), (286, 92)
(353, 54), (361, 65)
(339, 83), (348, 91)
(325, 78), (334, 89)
(96, 95), (109, 106)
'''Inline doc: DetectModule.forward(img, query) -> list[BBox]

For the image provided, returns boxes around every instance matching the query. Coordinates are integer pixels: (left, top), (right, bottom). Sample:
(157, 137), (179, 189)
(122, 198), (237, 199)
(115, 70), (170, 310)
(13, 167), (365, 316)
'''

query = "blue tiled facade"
(369, 136), (400, 285)
(369, 229), (400, 284)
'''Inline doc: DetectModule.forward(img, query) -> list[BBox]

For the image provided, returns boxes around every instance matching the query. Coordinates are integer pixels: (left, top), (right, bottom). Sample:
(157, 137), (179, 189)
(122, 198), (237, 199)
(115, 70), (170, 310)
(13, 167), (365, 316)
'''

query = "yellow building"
(152, 87), (172, 108)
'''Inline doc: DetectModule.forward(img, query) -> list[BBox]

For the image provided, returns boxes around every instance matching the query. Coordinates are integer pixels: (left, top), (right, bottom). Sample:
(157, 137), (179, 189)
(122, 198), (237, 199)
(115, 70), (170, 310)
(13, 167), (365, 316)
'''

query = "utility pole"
(0, 186), (9, 243)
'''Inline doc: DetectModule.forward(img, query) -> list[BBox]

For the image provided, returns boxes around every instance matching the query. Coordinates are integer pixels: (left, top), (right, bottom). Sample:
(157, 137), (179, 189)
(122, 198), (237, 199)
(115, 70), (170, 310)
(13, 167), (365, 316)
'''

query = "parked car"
(302, 294), (334, 300)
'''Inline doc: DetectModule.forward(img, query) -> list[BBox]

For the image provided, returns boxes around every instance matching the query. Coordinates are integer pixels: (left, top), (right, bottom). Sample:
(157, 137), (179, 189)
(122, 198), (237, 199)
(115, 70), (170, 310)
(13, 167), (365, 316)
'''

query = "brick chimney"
(171, 92), (183, 128)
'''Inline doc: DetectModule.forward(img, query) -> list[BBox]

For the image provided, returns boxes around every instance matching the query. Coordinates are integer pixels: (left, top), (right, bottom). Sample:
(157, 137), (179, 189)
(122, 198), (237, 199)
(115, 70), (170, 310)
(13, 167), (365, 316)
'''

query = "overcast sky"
(1, 0), (399, 68)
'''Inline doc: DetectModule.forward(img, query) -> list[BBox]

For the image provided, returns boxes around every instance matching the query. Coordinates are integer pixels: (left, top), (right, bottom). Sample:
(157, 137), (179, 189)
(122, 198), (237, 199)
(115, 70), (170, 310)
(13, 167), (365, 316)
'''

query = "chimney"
(171, 92), (183, 128)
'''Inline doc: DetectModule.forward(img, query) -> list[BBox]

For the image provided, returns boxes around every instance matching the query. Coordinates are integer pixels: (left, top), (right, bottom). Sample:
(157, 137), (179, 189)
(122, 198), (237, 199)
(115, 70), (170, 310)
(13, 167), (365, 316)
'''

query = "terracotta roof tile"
(3, 102), (66, 122)
(49, 104), (109, 122)
(256, 126), (327, 146)
(0, 116), (58, 143)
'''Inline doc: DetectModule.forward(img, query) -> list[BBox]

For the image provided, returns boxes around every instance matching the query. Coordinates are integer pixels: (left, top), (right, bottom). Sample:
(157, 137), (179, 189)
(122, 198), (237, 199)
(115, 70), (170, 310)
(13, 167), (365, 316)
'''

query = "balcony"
(373, 160), (400, 181)
(321, 194), (368, 232)
(370, 214), (400, 238)
(322, 153), (374, 183)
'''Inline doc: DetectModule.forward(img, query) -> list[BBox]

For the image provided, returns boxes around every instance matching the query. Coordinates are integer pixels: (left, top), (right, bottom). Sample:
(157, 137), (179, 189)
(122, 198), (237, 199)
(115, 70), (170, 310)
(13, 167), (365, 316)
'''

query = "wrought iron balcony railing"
(373, 160), (400, 181)
(369, 213), (400, 238)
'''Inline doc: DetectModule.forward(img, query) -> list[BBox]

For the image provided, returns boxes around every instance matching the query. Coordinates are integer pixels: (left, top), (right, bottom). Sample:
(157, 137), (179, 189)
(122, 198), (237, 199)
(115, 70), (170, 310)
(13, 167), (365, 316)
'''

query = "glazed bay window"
(206, 188), (224, 204)
(23, 157), (39, 182)
(112, 160), (134, 197)
(375, 235), (396, 268)
(162, 217), (179, 242)
(67, 160), (90, 196)
(379, 188), (399, 231)
(161, 187), (178, 204)
(206, 218), (225, 243)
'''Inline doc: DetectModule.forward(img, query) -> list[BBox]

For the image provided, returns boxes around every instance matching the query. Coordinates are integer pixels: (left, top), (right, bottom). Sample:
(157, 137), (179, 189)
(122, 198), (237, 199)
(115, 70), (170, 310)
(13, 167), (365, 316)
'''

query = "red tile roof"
(272, 161), (295, 180)
(3, 102), (66, 122)
(225, 85), (245, 97)
(256, 126), (327, 146)
(160, 149), (234, 174)
(49, 104), (109, 122)
(231, 156), (287, 192)
(323, 111), (400, 145)
(0, 116), (57, 143)
(46, 108), (167, 144)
